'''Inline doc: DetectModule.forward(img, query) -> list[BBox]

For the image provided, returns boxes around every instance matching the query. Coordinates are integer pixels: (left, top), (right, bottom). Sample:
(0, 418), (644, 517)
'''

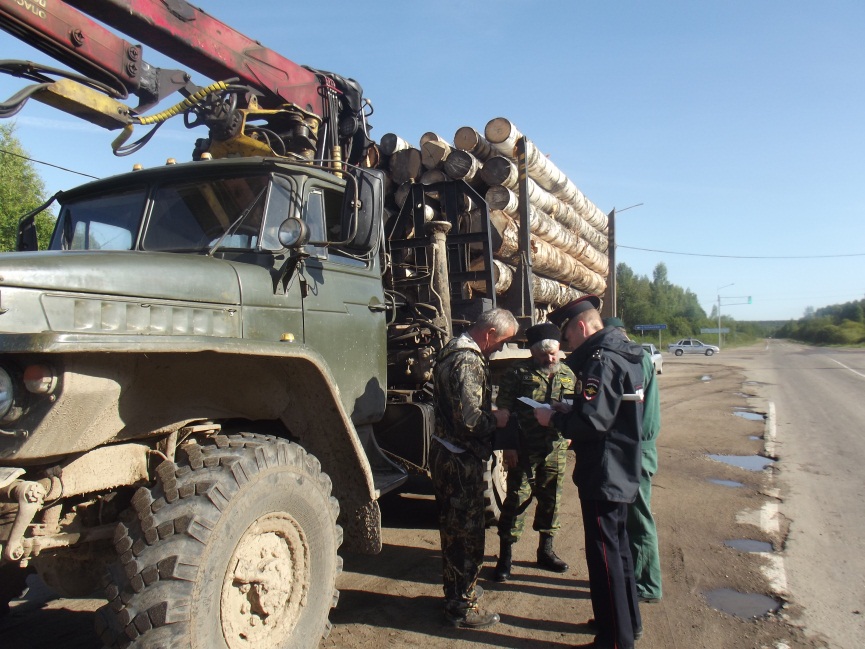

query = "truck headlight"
(0, 368), (14, 419)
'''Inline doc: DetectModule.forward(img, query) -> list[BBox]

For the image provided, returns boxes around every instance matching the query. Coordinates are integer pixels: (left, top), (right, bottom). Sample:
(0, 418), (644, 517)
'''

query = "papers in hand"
(622, 389), (645, 402)
(518, 396), (551, 409)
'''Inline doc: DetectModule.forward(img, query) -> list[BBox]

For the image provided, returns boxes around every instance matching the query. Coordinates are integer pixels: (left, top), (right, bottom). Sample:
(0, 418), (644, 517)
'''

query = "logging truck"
(0, 2), (612, 647)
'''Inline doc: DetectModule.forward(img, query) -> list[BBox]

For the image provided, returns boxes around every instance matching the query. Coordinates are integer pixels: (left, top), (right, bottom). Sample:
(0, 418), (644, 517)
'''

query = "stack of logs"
(377, 118), (608, 315)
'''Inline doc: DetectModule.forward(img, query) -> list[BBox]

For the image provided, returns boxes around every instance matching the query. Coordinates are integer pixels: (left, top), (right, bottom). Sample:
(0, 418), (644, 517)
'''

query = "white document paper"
(517, 396), (551, 409)
(622, 389), (645, 402)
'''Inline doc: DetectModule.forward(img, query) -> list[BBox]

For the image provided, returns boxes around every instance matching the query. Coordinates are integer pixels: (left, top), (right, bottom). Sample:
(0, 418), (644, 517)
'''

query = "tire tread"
(96, 434), (341, 648)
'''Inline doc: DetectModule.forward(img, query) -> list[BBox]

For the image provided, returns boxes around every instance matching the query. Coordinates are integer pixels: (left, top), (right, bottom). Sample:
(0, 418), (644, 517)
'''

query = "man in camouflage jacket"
(431, 308), (517, 629)
(493, 322), (575, 582)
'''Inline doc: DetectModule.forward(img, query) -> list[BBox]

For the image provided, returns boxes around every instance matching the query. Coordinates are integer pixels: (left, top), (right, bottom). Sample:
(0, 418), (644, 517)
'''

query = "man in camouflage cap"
(492, 322), (576, 582)
(431, 307), (518, 629)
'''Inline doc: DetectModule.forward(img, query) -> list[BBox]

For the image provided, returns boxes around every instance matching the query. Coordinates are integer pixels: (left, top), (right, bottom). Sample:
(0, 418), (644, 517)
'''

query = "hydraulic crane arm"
(0, 0), (193, 112)
(65, 0), (322, 115)
(0, 0), (372, 165)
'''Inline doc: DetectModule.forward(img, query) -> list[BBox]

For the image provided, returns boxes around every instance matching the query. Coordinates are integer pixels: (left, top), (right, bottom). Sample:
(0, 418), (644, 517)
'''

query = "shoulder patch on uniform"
(560, 376), (573, 386)
(583, 376), (601, 401)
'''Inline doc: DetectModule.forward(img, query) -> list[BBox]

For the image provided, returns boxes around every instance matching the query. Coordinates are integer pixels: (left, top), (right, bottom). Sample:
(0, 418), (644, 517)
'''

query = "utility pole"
(717, 283), (734, 348)
(603, 202), (643, 318)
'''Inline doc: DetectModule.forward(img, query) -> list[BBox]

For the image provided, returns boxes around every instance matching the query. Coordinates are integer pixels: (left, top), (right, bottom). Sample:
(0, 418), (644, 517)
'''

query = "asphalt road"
(742, 341), (865, 648)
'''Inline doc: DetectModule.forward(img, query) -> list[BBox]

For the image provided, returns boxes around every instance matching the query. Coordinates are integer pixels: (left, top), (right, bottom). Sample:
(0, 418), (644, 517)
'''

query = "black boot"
(537, 533), (569, 573)
(493, 538), (513, 582)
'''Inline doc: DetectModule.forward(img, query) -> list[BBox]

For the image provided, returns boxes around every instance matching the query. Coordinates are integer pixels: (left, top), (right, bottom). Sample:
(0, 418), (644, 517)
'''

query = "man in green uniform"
(493, 322), (575, 582)
(604, 316), (662, 603)
(431, 308), (518, 628)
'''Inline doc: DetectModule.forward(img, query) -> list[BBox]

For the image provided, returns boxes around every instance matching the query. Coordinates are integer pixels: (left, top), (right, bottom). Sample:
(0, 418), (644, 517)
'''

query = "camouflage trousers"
(429, 440), (487, 606)
(497, 438), (568, 543)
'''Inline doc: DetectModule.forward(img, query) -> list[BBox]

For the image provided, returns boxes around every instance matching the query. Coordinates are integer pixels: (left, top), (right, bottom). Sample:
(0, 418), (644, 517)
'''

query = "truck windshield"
(50, 189), (146, 251)
(48, 175), (277, 253)
(143, 175), (270, 252)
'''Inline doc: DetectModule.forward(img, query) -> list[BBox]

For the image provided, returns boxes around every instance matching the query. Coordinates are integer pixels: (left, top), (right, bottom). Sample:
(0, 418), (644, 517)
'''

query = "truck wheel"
(96, 434), (341, 649)
(705, 349), (715, 356)
(483, 450), (507, 525)
(674, 349), (684, 356)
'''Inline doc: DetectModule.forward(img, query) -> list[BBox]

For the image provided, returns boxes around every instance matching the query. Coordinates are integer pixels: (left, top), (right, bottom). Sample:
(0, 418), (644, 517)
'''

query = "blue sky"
(1, 1), (863, 321)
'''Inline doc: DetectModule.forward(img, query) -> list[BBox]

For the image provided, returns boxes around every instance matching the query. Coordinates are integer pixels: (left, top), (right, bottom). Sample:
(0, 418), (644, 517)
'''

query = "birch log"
(481, 156), (609, 253)
(389, 147), (423, 184)
(489, 210), (606, 294)
(421, 139), (452, 170)
(419, 132), (446, 148)
(420, 169), (448, 184)
(443, 149), (483, 185)
(484, 117), (521, 158)
(468, 259), (589, 307)
(485, 185), (608, 276)
(485, 117), (608, 232)
(453, 126), (495, 161)
(380, 133), (412, 157)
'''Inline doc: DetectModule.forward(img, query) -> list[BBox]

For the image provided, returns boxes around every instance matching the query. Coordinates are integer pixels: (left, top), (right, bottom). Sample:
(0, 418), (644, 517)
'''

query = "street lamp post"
(716, 283), (734, 349)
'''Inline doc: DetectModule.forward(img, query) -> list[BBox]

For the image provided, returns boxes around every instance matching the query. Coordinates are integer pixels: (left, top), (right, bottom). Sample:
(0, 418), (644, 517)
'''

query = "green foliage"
(616, 262), (710, 342)
(777, 300), (865, 345)
(0, 123), (55, 251)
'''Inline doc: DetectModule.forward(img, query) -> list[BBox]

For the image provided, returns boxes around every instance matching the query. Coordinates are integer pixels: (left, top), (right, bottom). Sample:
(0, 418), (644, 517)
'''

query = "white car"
(667, 338), (719, 356)
(642, 343), (663, 374)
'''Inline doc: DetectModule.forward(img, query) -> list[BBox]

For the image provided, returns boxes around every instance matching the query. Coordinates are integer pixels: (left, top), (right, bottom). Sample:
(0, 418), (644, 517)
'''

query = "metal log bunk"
(386, 180), (497, 328)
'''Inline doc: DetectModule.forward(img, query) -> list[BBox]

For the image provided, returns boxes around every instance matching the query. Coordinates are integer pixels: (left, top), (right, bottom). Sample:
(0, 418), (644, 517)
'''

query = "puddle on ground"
(701, 375), (712, 382)
(749, 435), (762, 441)
(708, 454), (776, 471)
(705, 588), (780, 619)
(708, 478), (744, 488)
(733, 408), (766, 421)
(725, 539), (773, 553)
(743, 380), (769, 387)
(734, 392), (756, 399)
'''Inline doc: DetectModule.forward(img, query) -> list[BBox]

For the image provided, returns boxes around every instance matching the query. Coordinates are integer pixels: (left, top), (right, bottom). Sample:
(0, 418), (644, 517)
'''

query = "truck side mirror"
(339, 168), (384, 252)
(17, 214), (38, 251)
(15, 193), (59, 252)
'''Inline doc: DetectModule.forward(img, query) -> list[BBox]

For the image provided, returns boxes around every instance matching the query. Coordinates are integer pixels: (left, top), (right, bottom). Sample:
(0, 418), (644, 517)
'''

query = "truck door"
(299, 183), (387, 426)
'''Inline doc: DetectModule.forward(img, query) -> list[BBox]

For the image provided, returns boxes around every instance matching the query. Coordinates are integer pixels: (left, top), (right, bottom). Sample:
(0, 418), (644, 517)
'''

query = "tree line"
(776, 299), (865, 345)
(616, 261), (767, 345)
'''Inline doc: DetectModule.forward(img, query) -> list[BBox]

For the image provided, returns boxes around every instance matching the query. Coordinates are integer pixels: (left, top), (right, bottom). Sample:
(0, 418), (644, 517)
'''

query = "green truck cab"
(0, 156), (405, 648)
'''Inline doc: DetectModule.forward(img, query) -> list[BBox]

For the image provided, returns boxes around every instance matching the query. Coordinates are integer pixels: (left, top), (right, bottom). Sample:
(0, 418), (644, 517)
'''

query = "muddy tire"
(483, 450), (507, 525)
(95, 433), (341, 649)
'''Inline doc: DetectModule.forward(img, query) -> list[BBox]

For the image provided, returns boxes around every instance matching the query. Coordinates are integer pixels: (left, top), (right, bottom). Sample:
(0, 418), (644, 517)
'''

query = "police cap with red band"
(547, 294), (602, 329)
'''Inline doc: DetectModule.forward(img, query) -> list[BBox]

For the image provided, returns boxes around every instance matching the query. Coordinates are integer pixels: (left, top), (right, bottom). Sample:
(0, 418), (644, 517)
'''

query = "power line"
(0, 146), (99, 179)
(619, 244), (865, 259)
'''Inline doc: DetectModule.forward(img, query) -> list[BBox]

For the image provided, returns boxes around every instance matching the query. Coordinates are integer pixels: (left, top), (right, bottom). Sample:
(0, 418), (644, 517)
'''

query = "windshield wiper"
(206, 184), (268, 257)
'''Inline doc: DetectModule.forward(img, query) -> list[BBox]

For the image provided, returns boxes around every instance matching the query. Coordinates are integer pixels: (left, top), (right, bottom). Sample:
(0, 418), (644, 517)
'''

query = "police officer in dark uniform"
(535, 295), (645, 649)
